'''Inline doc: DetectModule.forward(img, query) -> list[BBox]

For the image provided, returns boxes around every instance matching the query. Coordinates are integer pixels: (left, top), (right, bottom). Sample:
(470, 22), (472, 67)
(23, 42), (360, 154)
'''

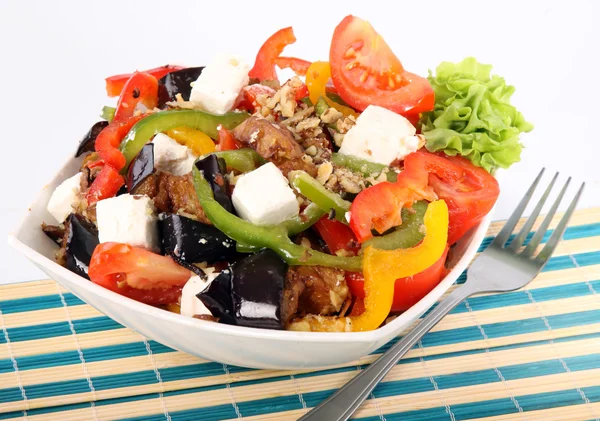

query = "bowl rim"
(7, 155), (495, 344)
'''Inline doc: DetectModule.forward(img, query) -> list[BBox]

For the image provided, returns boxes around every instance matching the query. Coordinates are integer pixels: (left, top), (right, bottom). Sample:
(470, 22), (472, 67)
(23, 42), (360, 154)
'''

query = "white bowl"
(8, 153), (492, 370)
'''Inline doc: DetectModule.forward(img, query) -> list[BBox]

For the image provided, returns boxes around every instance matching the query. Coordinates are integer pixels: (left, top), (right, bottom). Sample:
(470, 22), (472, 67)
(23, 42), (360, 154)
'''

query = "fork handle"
(297, 284), (476, 421)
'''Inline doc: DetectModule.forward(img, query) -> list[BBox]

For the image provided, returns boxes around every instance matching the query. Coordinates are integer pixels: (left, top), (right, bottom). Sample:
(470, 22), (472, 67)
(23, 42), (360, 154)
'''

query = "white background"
(1, 0), (598, 284)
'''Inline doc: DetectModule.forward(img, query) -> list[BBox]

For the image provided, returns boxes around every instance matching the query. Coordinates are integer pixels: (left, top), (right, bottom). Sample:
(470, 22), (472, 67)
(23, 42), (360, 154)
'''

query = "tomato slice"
(249, 27), (296, 81)
(313, 217), (360, 256)
(346, 246), (449, 312)
(275, 57), (311, 76)
(105, 65), (184, 97)
(88, 243), (191, 305)
(329, 15), (434, 117)
(113, 72), (159, 122)
(216, 126), (241, 151)
(422, 151), (500, 244)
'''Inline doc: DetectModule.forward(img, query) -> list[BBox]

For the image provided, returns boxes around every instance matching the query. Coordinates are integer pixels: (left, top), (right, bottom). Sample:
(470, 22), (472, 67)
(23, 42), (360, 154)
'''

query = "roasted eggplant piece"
(127, 143), (154, 194)
(231, 249), (288, 329)
(75, 121), (108, 157)
(159, 213), (237, 265)
(197, 269), (236, 325)
(65, 214), (99, 279)
(194, 155), (234, 213)
(157, 66), (204, 107)
(197, 249), (288, 330)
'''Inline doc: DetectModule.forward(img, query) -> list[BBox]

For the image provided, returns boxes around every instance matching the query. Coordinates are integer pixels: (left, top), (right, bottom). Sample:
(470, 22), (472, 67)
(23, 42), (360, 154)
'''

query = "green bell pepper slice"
(192, 166), (361, 271)
(362, 201), (428, 251)
(288, 170), (351, 223)
(331, 153), (397, 182)
(120, 109), (249, 170)
(211, 149), (265, 173)
(101, 106), (115, 123)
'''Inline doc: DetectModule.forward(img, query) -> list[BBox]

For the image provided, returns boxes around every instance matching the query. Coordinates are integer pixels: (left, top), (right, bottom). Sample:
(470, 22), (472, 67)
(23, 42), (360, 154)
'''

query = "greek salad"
(42, 16), (532, 332)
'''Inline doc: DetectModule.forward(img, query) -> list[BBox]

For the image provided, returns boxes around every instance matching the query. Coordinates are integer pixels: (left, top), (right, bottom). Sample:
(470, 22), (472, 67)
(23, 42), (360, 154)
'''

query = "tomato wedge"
(105, 65), (184, 97)
(88, 243), (191, 305)
(329, 15), (434, 118)
(346, 246), (449, 312)
(423, 151), (500, 244)
(113, 72), (159, 122)
(249, 27), (297, 81)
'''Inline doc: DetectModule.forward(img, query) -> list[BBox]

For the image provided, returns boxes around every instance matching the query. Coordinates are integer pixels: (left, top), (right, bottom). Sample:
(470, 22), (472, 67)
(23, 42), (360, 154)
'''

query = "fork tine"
(508, 172), (559, 251)
(535, 182), (585, 263)
(492, 168), (545, 247)
(521, 177), (571, 258)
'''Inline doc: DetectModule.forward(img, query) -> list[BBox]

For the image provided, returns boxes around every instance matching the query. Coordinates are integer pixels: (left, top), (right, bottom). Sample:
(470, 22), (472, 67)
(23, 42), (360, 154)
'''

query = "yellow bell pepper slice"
(351, 199), (449, 331)
(305, 61), (359, 118)
(166, 126), (216, 156)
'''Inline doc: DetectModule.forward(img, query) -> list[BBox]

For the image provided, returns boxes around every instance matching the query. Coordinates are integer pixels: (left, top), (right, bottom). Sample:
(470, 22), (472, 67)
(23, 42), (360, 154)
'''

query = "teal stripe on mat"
(0, 293), (83, 315)
(2, 308), (599, 405)
(0, 317), (122, 345)
(2, 336), (600, 420)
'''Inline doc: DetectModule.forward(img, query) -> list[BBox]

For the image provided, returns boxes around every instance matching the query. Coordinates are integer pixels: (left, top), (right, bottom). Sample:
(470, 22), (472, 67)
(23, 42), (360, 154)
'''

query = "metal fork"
(298, 169), (585, 421)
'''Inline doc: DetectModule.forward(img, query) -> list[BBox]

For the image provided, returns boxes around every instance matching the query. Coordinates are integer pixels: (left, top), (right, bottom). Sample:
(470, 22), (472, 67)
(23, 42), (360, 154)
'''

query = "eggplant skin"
(75, 121), (108, 158)
(231, 249), (288, 330)
(65, 214), (99, 279)
(197, 250), (288, 330)
(157, 67), (204, 107)
(194, 155), (234, 214)
(127, 143), (155, 194)
(159, 213), (237, 264)
(197, 269), (236, 325)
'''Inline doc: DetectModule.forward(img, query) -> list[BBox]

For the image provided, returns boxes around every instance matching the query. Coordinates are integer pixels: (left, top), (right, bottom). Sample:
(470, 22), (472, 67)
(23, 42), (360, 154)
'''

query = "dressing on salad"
(42, 15), (530, 332)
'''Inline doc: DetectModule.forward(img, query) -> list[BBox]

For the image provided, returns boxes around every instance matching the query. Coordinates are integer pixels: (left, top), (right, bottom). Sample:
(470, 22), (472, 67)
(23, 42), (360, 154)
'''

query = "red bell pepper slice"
(95, 115), (144, 171)
(85, 165), (125, 204)
(88, 243), (191, 305)
(216, 126), (241, 151)
(313, 217), (359, 256)
(86, 114), (144, 205)
(105, 65), (184, 97)
(249, 27), (297, 81)
(113, 72), (159, 122)
(275, 57), (312, 76)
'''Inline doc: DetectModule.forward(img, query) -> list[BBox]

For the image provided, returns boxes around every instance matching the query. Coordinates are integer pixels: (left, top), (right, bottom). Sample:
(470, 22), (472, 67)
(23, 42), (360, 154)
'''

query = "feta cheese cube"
(232, 162), (299, 225)
(338, 105), (418, 165)
(152, 133), (198, 176)
(47, 172), (84, 223)
(180, 269), (220, 318)
(189, 54), (250, 115)
(96, 194), (159, 252)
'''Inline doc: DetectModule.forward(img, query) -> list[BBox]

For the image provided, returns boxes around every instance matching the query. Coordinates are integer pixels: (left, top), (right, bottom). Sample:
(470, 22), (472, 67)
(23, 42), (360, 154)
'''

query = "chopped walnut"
(324, 166), (368, 194)
(335, 115), (356, 134)
(320, 107), (343, 123)
(305, 145), (318, 156)
(317, 162), (334, 185)
(296, 117), (321, 133)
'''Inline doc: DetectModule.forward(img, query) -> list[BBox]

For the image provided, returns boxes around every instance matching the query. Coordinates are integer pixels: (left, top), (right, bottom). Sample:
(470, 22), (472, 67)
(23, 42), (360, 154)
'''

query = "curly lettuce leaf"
(420, 57), (533, 172)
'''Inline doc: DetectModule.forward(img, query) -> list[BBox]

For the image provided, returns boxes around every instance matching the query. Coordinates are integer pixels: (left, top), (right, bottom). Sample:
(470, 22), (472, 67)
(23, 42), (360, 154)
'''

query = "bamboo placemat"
(1, 208), (599, 421)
